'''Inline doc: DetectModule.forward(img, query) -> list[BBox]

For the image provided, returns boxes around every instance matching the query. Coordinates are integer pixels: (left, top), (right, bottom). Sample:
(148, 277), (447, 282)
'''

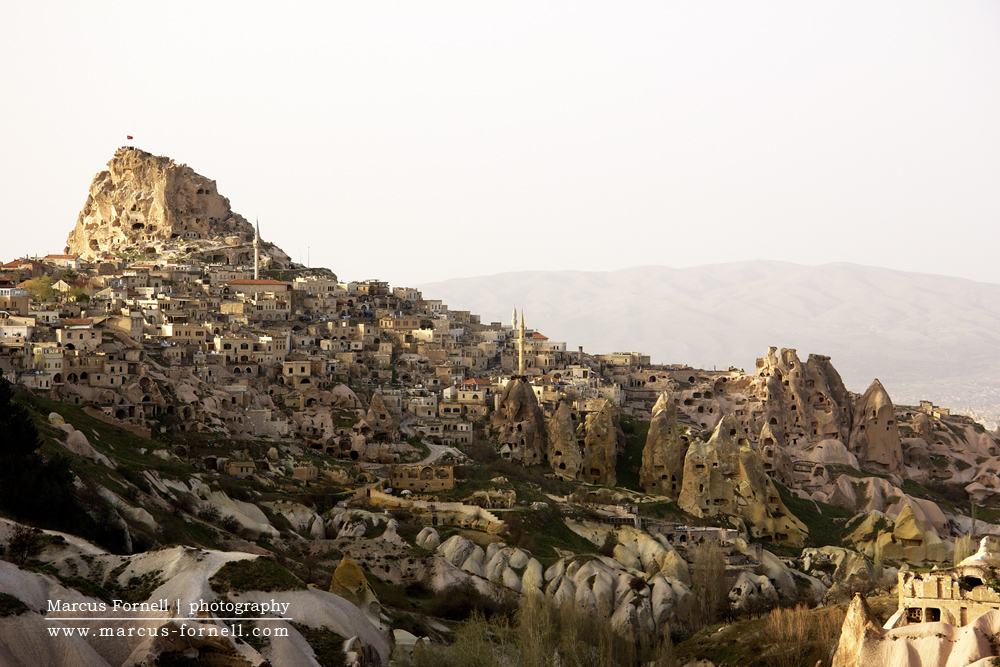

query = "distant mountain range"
(421, 261), (1000, 427)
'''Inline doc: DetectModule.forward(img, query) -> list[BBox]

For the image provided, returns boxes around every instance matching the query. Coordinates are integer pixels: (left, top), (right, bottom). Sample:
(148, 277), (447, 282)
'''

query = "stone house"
(895, 536), (1000, 627)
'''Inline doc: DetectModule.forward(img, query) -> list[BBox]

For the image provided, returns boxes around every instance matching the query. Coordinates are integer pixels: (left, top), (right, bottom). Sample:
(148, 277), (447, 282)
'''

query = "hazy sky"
(2, 2), (998, 287)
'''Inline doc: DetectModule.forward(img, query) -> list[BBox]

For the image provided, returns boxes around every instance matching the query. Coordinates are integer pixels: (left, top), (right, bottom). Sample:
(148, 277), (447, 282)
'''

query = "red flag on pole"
(127, 135), (133, 140)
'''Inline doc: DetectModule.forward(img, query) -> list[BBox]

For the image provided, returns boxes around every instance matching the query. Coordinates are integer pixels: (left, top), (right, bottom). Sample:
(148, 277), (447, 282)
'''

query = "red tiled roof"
(63, 318), (93, 326)
(532, 332), (548, 340)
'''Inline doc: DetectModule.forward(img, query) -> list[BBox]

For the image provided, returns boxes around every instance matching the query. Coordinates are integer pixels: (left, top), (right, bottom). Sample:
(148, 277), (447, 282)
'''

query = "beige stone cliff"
(849, 379), (904, 476)
(492, 378), (546, 464)
(548, 401), (582, 480)
(678, 414), (807, 545)
(580, 402), (617, 486)
(748, 347), (854, 452)
(66, 147), (291, 266)
(639, 393), (687, 498)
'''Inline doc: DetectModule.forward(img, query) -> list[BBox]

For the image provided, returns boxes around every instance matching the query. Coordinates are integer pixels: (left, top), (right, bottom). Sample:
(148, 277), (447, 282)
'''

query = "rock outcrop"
(833, 593), (1000, 667)
(365, 393), (398, 440)
(66, 147), (291, 266)
(491, 379), (546, 464)
(678, 415), (807, 545)
(329, 556), (382, 627)
(639, 394), (687, 498)
(849, 379), (904, 476)
(844, 504), (950, 566)
(746, 348), (854, 452)
(548, 402), (582, 479)
(580, 403), (617, 486)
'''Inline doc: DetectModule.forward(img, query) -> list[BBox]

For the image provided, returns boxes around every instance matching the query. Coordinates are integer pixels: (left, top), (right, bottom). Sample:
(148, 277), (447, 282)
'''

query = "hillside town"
(2, 148), (1000, 667)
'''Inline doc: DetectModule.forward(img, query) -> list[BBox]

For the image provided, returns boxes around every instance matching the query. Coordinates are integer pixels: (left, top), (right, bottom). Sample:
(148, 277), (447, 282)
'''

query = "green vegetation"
(616, 415), (649, 492)
(209, 557), (306, 595)
(0, 380), (95, 537)
(404, 594), (674, 667)
(291, 623), (347, 667)
(0, 593), (28, 618)
(406, 435), (430, 461)
(674, 603), (845, 667)
(22, 275), (55, 301)
(502, 509), (599, 564)
(774, 483), (856, 549)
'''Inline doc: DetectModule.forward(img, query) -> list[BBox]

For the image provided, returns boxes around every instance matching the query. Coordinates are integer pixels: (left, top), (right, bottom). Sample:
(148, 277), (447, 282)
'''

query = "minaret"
(253, 219), (260, 281)
(518, 312), (525, 377)
(511, 307), (517, 330)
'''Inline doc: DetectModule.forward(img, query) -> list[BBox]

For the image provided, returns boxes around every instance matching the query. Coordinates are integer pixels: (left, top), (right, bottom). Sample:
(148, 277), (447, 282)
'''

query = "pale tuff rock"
(548, 402), (582, 479)
(415, 527), (440, 550)
(66, 147), (291, 267)
(492, 379), (546, 464)
(843, 504), (949, 566)
(831, 593), (884, 667)
(833, 593), (1000, 667)
(580, 402), (617, 486)
(756, 421), (795, 486)
(678, 414), (807, 546)
(849, 379), (905, 476)
(329, 556), (382, 627)
(748, 348), (854, 453)
(958, 535), (1000, 568)
(801, 545), (888, 601)
(365, 393), (398, 440)
(884, 503), (949, 564)
(639, 394), (687, 498)
(729, 571), (778, 615)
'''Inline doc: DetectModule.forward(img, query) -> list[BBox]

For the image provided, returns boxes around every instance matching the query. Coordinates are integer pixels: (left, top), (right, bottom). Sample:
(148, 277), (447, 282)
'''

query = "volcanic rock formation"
(492, 379), (546, 464)
(747, 347), (854, 452)
(548, 401), (582, 479)
(639, 393), (688, 498)
(66, 147), (291, 267)
(678, 414), (807, 545)
(849, 379), (905, 476)
(580, 402), (617, 486)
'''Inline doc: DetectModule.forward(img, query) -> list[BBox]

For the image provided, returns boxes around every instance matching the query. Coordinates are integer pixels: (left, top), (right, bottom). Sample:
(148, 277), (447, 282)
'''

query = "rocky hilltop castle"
(65, 147), (291, 268)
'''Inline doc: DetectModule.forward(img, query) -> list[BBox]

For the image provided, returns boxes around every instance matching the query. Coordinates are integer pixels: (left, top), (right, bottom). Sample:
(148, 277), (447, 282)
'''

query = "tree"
(0, 379), (41, 459)
(686, 539), (729, 631)
(0, 380), (81, 529)
(4, 524), (42, 568)
(22, 275), (54, 302)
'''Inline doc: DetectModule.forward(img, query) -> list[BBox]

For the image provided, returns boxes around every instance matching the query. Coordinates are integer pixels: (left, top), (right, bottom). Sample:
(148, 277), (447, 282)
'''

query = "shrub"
(426, 581), (517, 622)
(3, 524), (42, 567)
(219, 515), (242, 534)
(955, 534), (974, 566)
(197, 506), (221, 523)
(0, 593), (28, 618)
(684, 539), (728, 631)
(209, 557), (306, 595)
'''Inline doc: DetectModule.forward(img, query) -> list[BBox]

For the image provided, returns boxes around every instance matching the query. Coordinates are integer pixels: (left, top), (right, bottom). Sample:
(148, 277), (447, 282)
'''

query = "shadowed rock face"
(581, 403), (617, 486)
(491, 379), (546, 464)
(365, 393), (398, 440)
(66, 148), (290, 266)
(757, 421), (794, 487)
(849, 379), (904, 476)
(678, 414), (807, 546)
(639, 393), (687, 498)
(548, 401), (582, 479)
